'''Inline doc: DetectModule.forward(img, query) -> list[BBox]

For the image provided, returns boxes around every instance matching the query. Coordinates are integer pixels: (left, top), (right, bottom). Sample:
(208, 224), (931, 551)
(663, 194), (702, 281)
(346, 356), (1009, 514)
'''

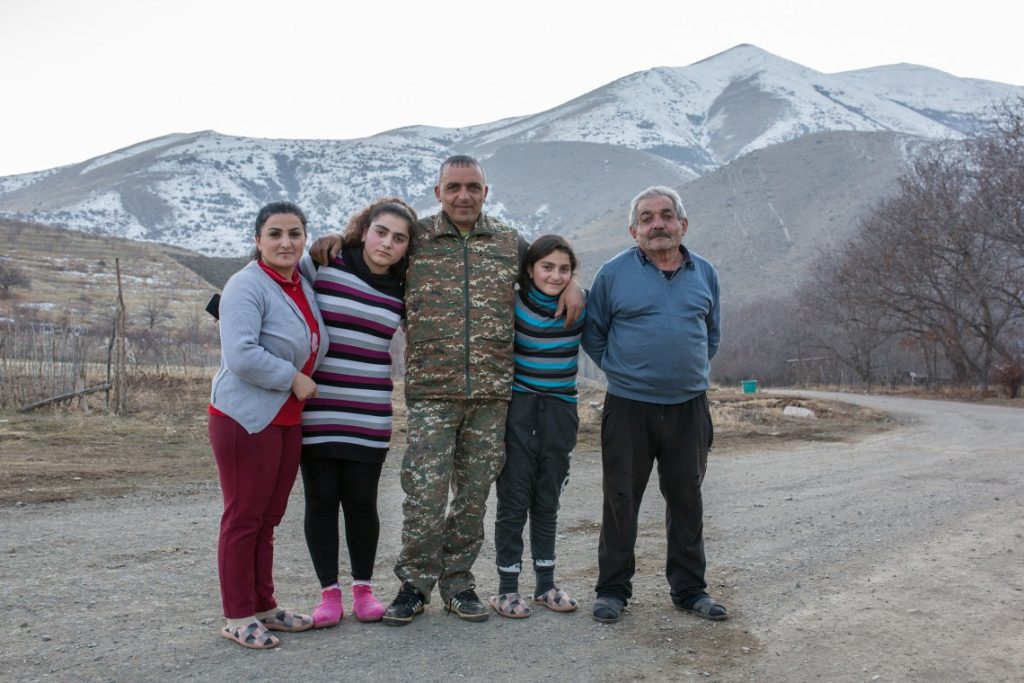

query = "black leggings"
(300, 457), (384, 586)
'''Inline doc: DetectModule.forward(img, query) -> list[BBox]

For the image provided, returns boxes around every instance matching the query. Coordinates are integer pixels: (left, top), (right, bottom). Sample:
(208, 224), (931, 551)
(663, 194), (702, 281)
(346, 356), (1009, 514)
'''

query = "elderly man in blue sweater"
(581, 185), (726, 624)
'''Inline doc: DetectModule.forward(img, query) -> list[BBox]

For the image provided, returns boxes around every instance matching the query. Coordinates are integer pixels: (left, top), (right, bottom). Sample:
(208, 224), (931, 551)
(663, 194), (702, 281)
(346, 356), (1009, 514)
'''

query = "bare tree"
(140, 297), (175, 330)
(712, 296), (802, 387)
(796, 248), (894, 386)
(0, 261), (31, 298)
(966, 99), (1024, 376)
(810, 110), (1024, 390)
(970, 99), (1024, 258)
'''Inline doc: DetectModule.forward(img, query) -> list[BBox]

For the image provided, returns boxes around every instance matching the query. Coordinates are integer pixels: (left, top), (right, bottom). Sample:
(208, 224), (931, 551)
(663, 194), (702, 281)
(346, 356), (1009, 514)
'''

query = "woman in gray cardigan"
(208, 201), (329, 650)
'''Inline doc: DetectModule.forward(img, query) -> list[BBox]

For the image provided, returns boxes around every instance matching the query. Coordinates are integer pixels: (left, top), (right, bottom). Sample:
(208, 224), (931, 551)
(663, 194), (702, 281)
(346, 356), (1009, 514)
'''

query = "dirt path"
(3, 391), (1022, 682)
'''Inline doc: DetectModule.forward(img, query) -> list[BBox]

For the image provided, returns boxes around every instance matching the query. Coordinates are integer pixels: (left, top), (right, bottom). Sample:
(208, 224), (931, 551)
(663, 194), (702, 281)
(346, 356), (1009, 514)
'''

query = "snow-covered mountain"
(437, 44), (1019, 171)
(0, 131), (451, 256)
(1, 44), (1019, 257)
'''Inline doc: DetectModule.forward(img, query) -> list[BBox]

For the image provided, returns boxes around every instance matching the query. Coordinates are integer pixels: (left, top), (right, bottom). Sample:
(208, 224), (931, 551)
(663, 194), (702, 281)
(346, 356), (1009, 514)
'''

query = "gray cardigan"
(210, 260), (329, 434)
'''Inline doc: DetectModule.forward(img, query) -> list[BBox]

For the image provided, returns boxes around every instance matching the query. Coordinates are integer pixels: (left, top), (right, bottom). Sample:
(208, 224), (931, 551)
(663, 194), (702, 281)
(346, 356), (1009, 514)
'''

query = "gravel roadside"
(3, 391), (1022, 682)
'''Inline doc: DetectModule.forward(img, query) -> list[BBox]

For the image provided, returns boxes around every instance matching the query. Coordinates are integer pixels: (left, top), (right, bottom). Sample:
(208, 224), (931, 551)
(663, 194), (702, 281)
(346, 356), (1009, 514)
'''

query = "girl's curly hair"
(341, 197), (419, 279)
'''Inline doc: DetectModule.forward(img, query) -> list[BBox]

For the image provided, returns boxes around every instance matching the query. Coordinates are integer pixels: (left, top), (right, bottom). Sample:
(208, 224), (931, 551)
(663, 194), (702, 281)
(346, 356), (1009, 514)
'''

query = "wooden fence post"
(105, 314), (115, 410)
(111, 258), (128, 415)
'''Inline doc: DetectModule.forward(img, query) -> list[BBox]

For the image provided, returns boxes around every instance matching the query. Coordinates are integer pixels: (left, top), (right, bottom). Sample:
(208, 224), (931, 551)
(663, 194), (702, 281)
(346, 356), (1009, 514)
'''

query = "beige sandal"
(259, 608), (314, 632)
(220, 621), (280, 650)
(489, 592), (532, 618)
(533, 587), (578, 612)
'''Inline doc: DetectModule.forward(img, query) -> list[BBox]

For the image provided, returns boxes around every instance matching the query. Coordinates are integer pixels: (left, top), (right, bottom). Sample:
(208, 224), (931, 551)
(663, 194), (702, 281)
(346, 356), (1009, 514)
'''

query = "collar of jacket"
(432, 211), (496, 238)
(244, 260), (314, 327)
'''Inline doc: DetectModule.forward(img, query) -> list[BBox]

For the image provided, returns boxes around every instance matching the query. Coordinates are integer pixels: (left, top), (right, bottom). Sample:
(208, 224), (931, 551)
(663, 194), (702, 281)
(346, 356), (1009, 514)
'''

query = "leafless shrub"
(993, 360), (1023, 399)
(712, 297), (801, 387)
(139, 298), (175, 330)
(0, 261), (31, 298)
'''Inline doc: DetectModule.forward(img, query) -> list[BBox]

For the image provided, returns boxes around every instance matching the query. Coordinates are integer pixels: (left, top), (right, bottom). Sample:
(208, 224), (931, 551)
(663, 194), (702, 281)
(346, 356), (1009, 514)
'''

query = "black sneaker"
(445, 587), (489, 622)
(382, 582), (425, 626)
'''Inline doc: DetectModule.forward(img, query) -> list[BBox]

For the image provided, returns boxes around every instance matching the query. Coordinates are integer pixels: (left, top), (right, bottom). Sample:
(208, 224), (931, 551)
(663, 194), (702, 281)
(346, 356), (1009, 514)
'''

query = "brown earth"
(0, 377), (892, 506)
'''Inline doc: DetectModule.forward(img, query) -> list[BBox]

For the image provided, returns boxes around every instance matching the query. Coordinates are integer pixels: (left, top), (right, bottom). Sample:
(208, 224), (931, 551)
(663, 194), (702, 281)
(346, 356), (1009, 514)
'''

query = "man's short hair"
(628, 186), (687, 227)
(438, 154), (486, 184)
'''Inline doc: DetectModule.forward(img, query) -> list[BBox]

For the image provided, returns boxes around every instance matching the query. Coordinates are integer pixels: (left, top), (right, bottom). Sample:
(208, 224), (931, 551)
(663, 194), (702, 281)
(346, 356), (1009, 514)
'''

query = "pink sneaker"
(352, 584), (385, 622)
(312, 586), (343, 628)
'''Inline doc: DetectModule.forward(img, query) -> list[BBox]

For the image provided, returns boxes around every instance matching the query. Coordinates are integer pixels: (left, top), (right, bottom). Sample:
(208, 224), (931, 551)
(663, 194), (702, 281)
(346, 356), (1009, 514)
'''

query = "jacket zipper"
(462, 235), (472, 397)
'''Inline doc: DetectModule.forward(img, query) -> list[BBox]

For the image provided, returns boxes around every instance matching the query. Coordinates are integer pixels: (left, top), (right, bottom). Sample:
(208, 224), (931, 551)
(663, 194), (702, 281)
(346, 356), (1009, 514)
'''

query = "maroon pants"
(209, 414), (302, 618)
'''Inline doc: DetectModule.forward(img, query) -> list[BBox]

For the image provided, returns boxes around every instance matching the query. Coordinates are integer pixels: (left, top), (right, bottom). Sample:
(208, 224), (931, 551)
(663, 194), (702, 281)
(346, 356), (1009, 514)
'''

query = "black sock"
(498, 569), (519, 595)
(534, 562), (555, 597)
(679, 593), (707, 610)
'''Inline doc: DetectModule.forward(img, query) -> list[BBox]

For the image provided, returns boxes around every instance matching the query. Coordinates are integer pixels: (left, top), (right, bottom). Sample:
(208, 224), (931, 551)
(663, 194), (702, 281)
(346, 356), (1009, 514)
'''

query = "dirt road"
(3, 391), (1022, 682)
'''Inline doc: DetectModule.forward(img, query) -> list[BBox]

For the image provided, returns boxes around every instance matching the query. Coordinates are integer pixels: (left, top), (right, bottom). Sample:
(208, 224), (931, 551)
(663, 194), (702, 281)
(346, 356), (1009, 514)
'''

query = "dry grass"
(0, 220), (225, 410)
(1, 374), (898, 506)
(575, 383), (895, 453)
(708, 390), (896, 451)
(0, 375), (215, 505)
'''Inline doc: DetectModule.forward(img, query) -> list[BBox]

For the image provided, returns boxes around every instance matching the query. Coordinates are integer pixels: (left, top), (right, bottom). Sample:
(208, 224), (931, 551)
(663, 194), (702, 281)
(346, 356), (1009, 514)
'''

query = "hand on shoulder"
(310, 235), (343, 266)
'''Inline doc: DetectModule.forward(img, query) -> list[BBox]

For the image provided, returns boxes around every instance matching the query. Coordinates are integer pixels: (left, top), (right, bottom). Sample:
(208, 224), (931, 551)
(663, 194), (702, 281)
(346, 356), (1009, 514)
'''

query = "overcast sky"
(2, 0), (1021, 177)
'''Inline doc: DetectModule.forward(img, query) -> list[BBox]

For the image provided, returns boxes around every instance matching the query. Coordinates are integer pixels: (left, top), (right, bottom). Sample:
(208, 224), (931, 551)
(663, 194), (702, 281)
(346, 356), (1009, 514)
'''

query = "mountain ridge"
(1, 43), (1020, 260)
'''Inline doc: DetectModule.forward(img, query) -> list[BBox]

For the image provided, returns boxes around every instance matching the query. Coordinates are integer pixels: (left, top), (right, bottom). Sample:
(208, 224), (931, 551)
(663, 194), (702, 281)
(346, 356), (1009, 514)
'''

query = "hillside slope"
(571, 131), (923, 306)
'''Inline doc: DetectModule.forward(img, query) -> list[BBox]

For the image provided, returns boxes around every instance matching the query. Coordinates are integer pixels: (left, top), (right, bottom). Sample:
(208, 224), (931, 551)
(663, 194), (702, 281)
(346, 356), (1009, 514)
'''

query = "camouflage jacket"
(404, 211), (520, 400)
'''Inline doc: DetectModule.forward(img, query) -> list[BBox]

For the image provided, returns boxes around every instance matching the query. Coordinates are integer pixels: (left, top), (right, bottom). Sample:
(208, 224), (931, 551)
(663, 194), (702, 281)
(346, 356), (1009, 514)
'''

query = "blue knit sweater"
(581, 246), (720, 404)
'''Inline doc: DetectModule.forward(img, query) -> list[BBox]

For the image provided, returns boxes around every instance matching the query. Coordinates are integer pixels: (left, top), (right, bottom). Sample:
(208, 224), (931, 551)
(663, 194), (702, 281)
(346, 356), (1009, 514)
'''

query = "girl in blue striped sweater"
(490, 235), (586, 618)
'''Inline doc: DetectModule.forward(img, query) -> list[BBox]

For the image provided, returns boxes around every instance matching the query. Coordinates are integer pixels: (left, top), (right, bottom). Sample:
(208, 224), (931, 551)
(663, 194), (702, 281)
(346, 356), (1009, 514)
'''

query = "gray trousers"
(494, 392), (578, 573)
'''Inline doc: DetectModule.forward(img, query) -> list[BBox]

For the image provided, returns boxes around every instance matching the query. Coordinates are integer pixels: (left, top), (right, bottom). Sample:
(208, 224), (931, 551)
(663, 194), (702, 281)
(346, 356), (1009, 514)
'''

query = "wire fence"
(0, 319), (218, 412)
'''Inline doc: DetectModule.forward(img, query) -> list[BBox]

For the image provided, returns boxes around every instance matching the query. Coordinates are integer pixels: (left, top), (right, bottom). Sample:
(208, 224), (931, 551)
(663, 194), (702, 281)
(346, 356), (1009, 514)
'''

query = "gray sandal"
(678, 595), (728, 621)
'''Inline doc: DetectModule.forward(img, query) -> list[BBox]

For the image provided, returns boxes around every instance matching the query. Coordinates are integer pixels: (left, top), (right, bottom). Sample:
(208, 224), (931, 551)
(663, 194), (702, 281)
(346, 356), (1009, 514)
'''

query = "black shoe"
(382, 582), (425, 626)
(444, 587), (489, 622)
(592, 596), (625, 623)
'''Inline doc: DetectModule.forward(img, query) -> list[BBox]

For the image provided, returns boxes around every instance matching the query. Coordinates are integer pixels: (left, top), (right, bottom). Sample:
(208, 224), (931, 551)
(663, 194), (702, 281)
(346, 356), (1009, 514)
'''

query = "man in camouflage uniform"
(386, 155), (522, 623)
(314, 155), (581, 624)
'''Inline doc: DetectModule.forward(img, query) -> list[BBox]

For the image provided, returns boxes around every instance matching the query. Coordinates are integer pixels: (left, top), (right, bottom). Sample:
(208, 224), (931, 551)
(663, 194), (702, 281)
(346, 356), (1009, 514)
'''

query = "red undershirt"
(208, 260), (319, 427)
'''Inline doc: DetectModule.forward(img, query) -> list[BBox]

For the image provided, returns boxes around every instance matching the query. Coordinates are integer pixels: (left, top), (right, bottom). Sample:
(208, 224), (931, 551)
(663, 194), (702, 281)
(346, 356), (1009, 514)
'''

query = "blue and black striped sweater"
(512, 285), (586, 403)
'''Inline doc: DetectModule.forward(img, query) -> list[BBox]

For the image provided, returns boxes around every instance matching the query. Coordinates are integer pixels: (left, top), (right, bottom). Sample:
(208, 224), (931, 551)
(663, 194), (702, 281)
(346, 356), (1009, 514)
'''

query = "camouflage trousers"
(394, 398), (508, 602)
